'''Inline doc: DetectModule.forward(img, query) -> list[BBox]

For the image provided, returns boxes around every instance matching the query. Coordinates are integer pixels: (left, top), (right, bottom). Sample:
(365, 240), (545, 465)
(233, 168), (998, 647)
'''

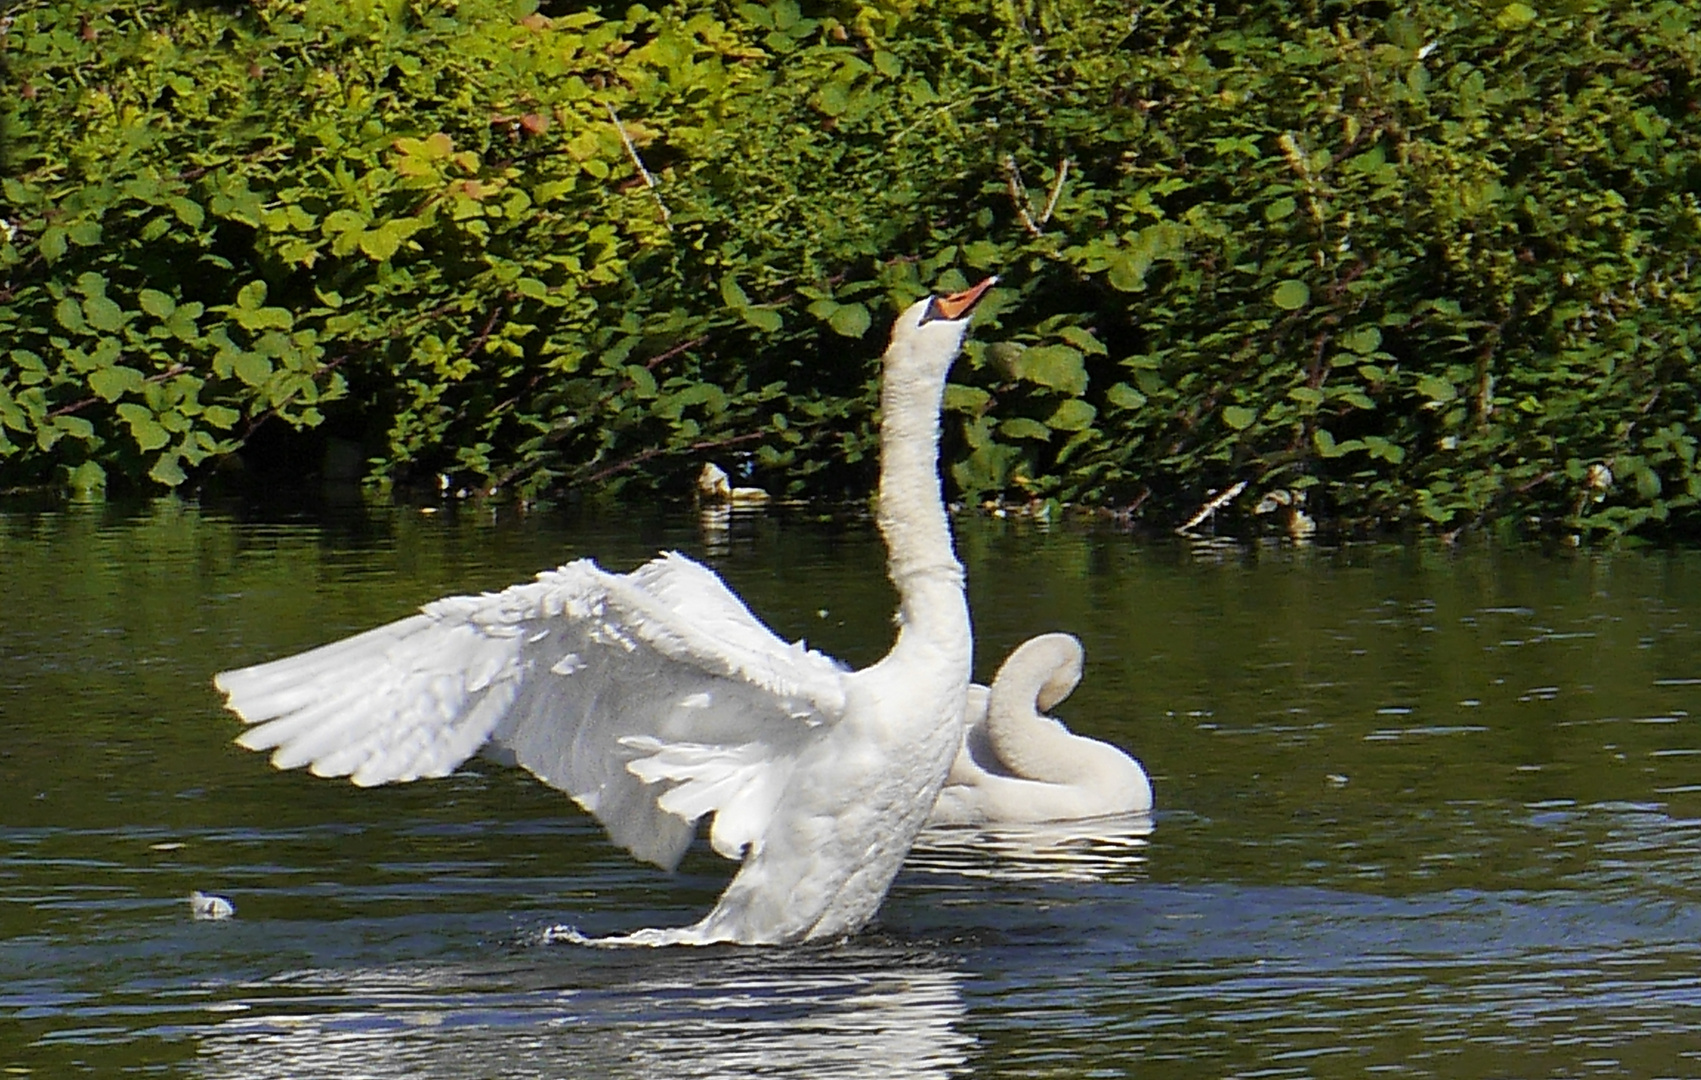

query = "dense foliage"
(4, 0), (1699, 538)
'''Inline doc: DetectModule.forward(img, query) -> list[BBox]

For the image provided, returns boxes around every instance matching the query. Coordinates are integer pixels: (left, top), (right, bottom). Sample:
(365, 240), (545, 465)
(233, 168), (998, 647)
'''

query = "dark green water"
(4, 498), (1700, 1078)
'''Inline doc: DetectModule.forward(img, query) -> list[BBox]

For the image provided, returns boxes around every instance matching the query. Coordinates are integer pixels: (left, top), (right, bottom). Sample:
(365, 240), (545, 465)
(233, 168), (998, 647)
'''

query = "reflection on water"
(909, 813), (1153, 883)
(6, 499), (1701, 1077)
(197, 944), (969, 1080)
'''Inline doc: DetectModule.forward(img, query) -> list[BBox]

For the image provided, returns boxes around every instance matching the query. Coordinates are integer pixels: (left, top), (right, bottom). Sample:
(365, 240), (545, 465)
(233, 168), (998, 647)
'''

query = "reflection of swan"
(195, 947), (971, 1080)
(908, 813), (1153, 884)
(929, 633), (1152, 826)
(213, 278), (998, 946)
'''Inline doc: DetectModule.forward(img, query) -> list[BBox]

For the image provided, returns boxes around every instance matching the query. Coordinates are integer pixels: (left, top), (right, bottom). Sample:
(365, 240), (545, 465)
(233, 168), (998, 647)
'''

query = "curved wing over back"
(214, 553), (849, 870)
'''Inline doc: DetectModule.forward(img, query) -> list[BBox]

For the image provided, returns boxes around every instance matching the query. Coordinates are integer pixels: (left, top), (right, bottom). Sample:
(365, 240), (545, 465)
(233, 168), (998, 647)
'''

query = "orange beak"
(932, 276), (999, 321)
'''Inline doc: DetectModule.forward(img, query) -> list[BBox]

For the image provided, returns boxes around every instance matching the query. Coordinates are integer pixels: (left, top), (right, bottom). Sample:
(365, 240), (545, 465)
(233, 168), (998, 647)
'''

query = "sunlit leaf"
(1000, 417), (1052, 441)
(148, 454), (187, 487)
(1273, 280), (1310, 310)
(1223, 405), (1258, 430)
(827, 302), (871, 339)
(1012, 345), (1088, 396)
(1046, 398), (1097, 432)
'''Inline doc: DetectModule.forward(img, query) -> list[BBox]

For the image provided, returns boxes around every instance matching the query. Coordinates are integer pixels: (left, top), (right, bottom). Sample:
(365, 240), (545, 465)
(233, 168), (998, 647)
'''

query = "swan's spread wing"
(214, 554), (849, 870)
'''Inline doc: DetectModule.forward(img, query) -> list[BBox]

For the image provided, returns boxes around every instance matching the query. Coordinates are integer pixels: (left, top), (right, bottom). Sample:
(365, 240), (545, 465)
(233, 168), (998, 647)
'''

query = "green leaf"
(1632, 462), (1662, 499)
(720, 275), (751, 309)
(1496, 3), (1537, 30)
(39, 227), (68, 262)
(1273, 280), (1310, 310)
(1011, 345), (1088, 395)
(321, 209), (366, 235)
(1107, 250), (1151, 292)
(626, 364), (658, 397)
(359, 226), (402, 261)
(1265, 197), (1297, 222)
(54, 415), (95, 440)
(235, 281), (267, 311)
(233, 353), (273, 387)
(131, 416), (171, 452)
(164, 305), (202, 342)
(170, 197), (205, 228)
(66, 461), (107, 501)
(202, 405), (241, 429)
(139, 289), (176, 318)
(55, 297), (88, 334)
(89, 365), (144, 401)
(149, 454), (188, 487)
(1342, 326), (1382, 354)
(116, 402), (153, 425)
(1222, 405), (1258, 430)
(1313, 429), (1364, 458)
(1058, 326), (1107, 356)
(1000, 417), (1052, 441)
(827, 302), (871, 339)
(1106, 382), (1147, 409)
(82, 295), (125, 332)
(741, 307), (783, 333)
(944, 384), (991, 414)
(1364, 435), (1406, 463)
(817, 80), (852, 117)
(1046, 398), (1097, 432)
(1416, 374), (1457, 402)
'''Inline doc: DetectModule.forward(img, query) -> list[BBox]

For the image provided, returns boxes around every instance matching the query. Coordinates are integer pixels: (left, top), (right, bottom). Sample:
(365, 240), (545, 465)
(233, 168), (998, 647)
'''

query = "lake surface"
(4, 497), (1701, 1077)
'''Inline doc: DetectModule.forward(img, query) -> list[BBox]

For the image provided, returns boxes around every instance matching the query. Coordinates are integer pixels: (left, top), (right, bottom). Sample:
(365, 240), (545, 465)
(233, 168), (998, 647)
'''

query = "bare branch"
(1037, 158), (1069, 227)
(1005, 155), (1070, 237)
(1004, 155), (1042, 238)
(1175, 480), (1247, 534)
(47, 363), (189, 419)
(605, 102), (672, 231)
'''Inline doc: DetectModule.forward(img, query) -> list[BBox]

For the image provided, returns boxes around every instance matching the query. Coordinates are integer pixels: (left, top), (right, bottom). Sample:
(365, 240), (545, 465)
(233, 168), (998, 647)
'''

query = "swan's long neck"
(877, 342), (969, 659)
(985, 640), (1097, 784)
(986, 698), (1102, 785)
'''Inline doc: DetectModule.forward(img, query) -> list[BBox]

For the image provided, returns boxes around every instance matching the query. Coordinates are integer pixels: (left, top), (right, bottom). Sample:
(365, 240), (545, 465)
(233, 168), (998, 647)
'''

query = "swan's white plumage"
(928, 632), (1153, 825)
(219, 552), (846, 873)
(215, 278), (998, 945)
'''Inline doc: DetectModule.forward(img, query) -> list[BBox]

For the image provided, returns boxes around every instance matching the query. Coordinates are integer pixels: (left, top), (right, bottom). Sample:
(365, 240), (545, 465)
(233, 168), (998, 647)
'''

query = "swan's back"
(928, 633), (1153, 825)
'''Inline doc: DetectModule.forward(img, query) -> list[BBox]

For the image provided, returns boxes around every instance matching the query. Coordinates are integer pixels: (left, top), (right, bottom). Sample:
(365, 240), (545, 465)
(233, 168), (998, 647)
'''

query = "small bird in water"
(189, 891), (235, 920)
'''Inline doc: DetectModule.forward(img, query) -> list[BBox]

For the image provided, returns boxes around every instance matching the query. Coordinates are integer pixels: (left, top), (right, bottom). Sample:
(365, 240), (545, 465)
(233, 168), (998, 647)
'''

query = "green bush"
(4, 0), (1699, 537)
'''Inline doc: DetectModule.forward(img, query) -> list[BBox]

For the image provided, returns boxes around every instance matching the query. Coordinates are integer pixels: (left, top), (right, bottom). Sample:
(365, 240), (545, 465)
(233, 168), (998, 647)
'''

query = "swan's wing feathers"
(217, 615), (523, 787)
(487, 559), (836, 869)
(214, 555), (846, 873)
(588, 551), (849, 713)
(621, 736), (793, 861)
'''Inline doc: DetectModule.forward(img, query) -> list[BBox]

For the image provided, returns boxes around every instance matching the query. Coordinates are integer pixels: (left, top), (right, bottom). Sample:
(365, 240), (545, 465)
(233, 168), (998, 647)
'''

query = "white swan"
(929, 633), (1152, 825)
(213, 277), (997, 946)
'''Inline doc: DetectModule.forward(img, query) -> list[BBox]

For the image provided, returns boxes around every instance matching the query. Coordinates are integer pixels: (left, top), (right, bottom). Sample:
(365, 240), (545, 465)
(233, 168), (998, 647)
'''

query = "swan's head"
(884, 277), (998, 377)
(1003, 632), (1085, 713)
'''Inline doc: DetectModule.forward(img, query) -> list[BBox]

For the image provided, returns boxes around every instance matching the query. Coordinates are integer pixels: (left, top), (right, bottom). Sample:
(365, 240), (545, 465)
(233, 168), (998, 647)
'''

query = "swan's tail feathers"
(214, 614), (518, 788)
